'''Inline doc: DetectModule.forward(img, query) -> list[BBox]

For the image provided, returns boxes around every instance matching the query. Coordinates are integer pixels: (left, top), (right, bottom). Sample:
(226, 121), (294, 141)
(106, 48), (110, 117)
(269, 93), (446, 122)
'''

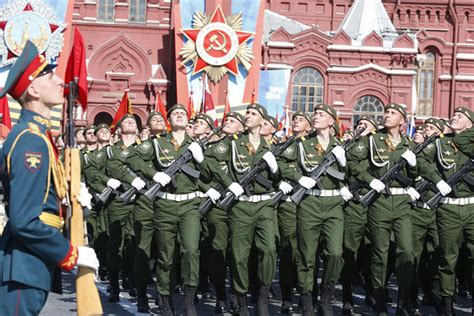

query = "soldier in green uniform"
(104, 114), (146, 302)
(349, 103), (421, 315)
(418, 107), (473, 315)
(280, 104), (349, 316)
(409, 118), (446, 314)
(341, 116), (378, 315)
(123, 111), (171, 313)
(277, 111), (312, 313)
(185, 117), (196, 138)
(203, 112), (246, 313)
(205, 103), (280, 315)
(123, 104), (206, 316)
(413, 125), (425, 144)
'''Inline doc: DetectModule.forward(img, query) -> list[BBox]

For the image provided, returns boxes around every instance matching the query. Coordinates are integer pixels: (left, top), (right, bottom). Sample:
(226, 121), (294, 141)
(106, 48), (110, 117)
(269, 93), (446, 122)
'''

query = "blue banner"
(258, 69), (291, 119)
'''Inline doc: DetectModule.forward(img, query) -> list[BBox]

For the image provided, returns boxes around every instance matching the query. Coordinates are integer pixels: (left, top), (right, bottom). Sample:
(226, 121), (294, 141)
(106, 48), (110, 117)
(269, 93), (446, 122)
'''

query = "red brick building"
(72, 0), (474, 128)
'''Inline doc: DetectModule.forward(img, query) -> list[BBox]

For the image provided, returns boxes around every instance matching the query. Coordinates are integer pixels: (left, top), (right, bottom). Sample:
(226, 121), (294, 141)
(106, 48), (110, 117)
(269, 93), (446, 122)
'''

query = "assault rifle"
(65, 80), (103, 315)
(142, 125), (224, 201)
(289, 127), (366, 206)
(426, 159), (474, 209)
(217, 134), (298, 212)
(91, 186), (117, 211)
(359, 133), (438, 208)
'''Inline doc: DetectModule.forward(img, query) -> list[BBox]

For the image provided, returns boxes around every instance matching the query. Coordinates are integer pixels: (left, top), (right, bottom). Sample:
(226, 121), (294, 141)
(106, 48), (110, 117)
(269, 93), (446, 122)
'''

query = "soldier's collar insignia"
(25, 152), (42, 172)
(33, 115), (51, 129)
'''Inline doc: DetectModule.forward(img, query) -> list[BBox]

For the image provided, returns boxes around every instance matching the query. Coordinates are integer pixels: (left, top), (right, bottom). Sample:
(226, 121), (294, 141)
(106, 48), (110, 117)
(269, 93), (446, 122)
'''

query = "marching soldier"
(0, 41), (98, 314)
(418, 107), (473, 315)
(349, 103), (420, 315)
(341, 116), (378, 314)
(148, 111), (168, 136)
(124, 104), (206, 316)
(75, 126), (86, 149)
(413, 125), (425, 144)
(105, 114), (145, 302)
(281, 104), (349, 316)
(202, 112), (246, 313)
(277, 111), (312, 313)
(205, 103), (280, 315)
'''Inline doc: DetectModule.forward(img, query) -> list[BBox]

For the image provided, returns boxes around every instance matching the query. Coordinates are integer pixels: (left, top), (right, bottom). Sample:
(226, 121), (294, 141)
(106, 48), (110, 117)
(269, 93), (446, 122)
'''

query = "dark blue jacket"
(0, 109), (73, 292)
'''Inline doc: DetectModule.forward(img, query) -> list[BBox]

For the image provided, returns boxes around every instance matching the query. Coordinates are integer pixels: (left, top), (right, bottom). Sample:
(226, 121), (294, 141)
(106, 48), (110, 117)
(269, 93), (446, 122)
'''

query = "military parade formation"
(0, 41), (473, 316)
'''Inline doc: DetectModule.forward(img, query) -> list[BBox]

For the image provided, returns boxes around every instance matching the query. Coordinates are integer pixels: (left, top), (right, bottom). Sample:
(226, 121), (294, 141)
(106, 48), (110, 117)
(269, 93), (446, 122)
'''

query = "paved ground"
(41, 270), (472, 315)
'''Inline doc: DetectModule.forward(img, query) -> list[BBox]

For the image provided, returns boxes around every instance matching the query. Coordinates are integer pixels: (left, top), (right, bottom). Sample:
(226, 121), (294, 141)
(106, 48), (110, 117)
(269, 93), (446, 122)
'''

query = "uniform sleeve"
(8, 133), (77, 270)
(83, 155), (107, 192)
(417, 145), (443, 184)
(203, 138), (234, 188)
(453, 128), (474, 158)
(106, 147), (136, 184)
(278, 143), (302, 183)
(126, 144), (157, 180)
(346, 138), (376, 185)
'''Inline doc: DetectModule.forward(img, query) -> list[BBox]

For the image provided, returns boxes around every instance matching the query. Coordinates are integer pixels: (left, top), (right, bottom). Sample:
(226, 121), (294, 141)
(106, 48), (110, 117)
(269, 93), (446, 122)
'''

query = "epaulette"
(136, 138), (142, 145)
(27, 122), (42, 135)
(233, 134), (239, 140)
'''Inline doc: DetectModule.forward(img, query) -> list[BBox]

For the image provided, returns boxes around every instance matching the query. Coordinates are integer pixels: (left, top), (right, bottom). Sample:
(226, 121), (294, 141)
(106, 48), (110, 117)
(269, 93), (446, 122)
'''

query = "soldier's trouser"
(368, 194), (414, 290)
(88, 208), (108, 270)
(411, 206), (439, 292)
(341, 200), (372, 295)
(297, 195), (344, 294)
(154, 197), (201, 295)
(106, 199), (135, 273)
(0, 281), (48, 315)
(198, 215), (212, 291)
(229, 200), (276, 294)
(278, 200), (298, 289)
(436, 202), (474, 297)
(133, 194), (155, 286)
(207, 206), (229, 286)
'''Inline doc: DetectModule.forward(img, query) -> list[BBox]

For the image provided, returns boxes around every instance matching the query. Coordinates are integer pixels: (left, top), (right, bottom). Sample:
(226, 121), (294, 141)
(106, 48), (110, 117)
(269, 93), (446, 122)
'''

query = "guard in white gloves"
(339, 186), (353, 202)
(107, 178), (121, 190)
(262, 152), (278, 174)
(78, 182), (93, 209)
(406, 187), (420, 202)
(228, 182), (244, 198)
(206, 188), (222, 203)
(131, 177), (146, 190)
(436, 180), (452, 196)
(77, 246), (100, 271)
(332, 145), (347, 167)
(153, 171), (171, 187)
(278, 181), (293, 194)
(188, 142), (204, 163)
(401, 149), (417, 167)
(298, 176), (317, 190)
(369, 179), (386, 193)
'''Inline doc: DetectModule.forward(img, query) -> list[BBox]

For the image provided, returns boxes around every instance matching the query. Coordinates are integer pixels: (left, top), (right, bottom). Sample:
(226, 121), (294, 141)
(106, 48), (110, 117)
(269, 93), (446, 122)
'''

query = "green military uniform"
(280, 133), (345, 299)
(349, 126), (416, 314)
(128, 132), (206, 298)
(419, 123), (474, 308)
(205, 132), (278, 298)
(105, 138), (140, 300)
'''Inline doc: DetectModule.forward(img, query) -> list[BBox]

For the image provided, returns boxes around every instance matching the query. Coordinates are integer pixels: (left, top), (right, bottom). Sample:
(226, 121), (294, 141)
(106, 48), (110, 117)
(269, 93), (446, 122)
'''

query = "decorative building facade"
(72, 0), (474, 128)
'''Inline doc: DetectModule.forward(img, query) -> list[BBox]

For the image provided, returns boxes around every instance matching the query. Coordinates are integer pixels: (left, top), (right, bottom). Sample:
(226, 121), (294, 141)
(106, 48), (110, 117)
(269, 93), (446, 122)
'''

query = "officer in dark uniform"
(0, 41), (98, 314)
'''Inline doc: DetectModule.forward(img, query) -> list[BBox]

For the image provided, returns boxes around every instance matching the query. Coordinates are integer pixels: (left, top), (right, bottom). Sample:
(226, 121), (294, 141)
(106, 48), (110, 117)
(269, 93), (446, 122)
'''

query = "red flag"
(64, 27), (88, 110)
(187, 93), (195, 119)
(250, 87), (256, 104)
(155, 92), (170, 131)
(203, 81), (217, 126)
(0, 95), (12, 129)
(221, 90), (230, 126)
(111, 90), (132, 131)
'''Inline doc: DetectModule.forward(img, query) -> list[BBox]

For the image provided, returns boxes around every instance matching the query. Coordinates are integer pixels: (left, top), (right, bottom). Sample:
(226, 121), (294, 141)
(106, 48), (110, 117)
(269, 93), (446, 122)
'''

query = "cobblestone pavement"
(41, 270), (472, 315)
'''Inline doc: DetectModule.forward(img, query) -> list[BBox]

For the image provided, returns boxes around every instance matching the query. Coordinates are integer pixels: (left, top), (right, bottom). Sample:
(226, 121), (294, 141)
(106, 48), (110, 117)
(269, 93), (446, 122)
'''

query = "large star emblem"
(179, 5), (254, 83)
(0, 1), (66, 65)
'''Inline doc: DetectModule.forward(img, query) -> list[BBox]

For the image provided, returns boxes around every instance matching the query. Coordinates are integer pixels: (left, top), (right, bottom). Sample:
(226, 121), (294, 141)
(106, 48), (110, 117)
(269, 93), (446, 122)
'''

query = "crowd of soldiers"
(63, 102), (473, 316)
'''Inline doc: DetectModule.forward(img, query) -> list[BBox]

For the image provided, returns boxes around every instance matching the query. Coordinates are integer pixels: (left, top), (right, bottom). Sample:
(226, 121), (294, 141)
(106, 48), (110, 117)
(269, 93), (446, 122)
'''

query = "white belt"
(439, 196), (474, 206)
(306, 189), (340, 197)
(238, 194), (272, 203)
(157, 191), (201, 202)
(387, 187), (409, 195)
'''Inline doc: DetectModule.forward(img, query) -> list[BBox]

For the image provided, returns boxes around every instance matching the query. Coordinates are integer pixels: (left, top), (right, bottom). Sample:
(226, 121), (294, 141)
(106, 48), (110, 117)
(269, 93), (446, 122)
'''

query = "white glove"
(188, 142), (204, 163)
(401, 150), (417, 167)
(278, 181), (293, 194)
(153, 172), (171, 186)
(298, 176), (316, 190)
(76, 246), (99, 272)
(131, 177), (146, 190)
(78, 182), (93, 209)
(262, 152), (278, 174)
(106, 178), (121, 190)
(406, 187), (420, 202)
(369, 179), (385, 193)
(340, 186), (353, 202)
(228, 182), (244, 198)
(331, 145), (346, 167)
(206, 188), (221, 203)
(436, 180), (452, 196)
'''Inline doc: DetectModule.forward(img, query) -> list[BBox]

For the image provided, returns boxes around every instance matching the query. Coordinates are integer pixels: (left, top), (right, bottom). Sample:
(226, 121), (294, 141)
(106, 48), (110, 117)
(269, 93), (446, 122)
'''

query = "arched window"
(418, 52), (435, 116)
(353, 95), (384, 126)
(93, 112), (113, 126)
(291, 67), (324, 113)
(130, 0), (146, 23)
(97, 0), (114, 22)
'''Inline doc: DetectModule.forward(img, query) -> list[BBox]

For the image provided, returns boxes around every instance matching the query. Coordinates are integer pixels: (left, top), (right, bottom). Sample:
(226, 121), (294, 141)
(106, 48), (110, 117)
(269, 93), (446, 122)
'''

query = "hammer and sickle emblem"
(207, 31), (228, 53)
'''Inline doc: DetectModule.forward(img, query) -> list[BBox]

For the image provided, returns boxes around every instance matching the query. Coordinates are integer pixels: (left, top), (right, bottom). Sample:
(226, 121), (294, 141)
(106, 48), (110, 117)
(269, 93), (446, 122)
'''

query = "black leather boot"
(374, 288), (388, 316)
(214, 282), (227, 313)
(136, 285), (150, 313)
(342, 282), (353, 315)
(183, 286), (197, 316)
(396, 287), (411, 316)
(236, 292), (249, 316)
(301, 293), (314, 316)
(161, 295), (174, 316)
(440, 296), (454, 316)
(319, 282), (335, 316)
(257, 285), (270, 316)
(280, 284), (294, 313)
(108, 271), (120, 303)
